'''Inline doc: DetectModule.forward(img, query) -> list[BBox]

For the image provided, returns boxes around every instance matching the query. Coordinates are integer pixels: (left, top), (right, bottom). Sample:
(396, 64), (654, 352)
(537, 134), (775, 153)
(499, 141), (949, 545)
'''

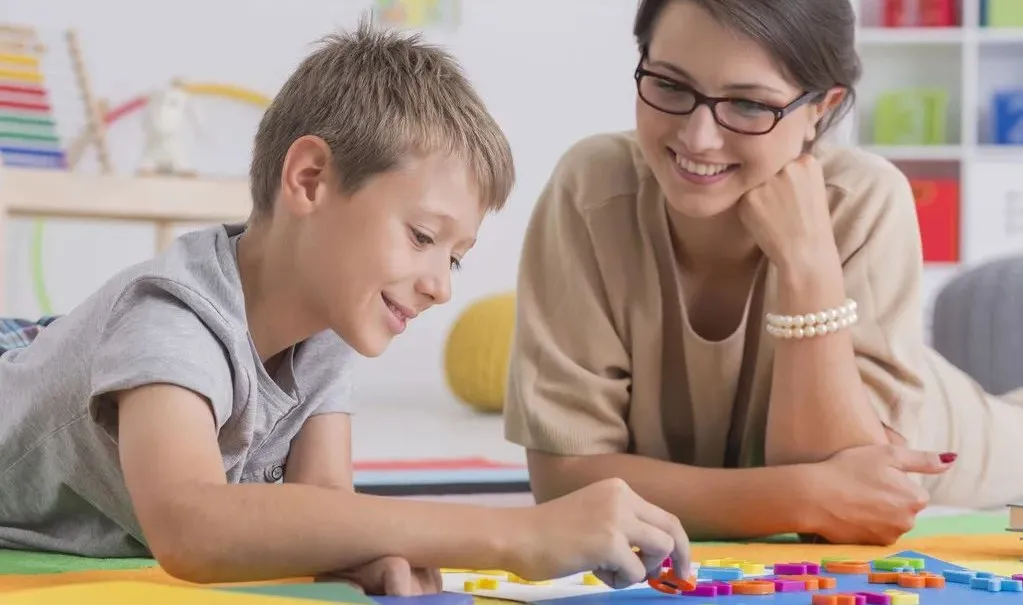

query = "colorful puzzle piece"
(449, 550), (1022, 605)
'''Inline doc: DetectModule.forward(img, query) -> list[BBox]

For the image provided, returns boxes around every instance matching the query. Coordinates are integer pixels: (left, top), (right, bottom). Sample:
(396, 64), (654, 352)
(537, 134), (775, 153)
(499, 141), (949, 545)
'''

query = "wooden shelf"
(0, 167), (252, 224)
(858, 27), (964, 45)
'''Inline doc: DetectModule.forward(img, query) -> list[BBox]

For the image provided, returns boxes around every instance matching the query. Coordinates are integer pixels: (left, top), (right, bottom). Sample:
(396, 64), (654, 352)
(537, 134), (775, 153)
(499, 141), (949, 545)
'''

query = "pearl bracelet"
(765, 298), (858, 339)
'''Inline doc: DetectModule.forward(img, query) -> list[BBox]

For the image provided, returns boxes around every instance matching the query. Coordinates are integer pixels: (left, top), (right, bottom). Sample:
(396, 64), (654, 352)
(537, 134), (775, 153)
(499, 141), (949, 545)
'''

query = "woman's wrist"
(773, 245), (845, 313)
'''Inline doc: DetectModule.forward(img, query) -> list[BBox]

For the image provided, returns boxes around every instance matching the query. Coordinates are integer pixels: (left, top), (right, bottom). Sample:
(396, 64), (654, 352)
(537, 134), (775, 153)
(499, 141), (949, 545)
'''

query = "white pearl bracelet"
(765, 298), (858, 339)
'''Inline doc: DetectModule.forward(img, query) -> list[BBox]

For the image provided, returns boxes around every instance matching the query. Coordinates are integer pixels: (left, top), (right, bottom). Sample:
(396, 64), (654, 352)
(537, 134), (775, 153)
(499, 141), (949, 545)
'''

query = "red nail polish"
(940, 452), (957, 463)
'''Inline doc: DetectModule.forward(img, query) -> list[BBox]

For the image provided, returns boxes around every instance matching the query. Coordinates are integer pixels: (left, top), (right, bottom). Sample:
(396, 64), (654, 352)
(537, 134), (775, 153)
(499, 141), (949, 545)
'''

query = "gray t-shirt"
(0, 223), (358, 557)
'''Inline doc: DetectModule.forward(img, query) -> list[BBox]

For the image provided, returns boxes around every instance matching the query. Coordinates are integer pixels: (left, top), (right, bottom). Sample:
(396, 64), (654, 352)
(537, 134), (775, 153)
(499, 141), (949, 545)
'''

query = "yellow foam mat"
(4, 581), (344, 605)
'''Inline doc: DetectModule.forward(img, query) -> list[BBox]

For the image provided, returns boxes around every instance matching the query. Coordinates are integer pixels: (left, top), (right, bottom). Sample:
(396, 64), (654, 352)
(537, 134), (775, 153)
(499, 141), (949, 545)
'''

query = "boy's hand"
(318, 556), (442, 596)
(520, 478), (690, 588)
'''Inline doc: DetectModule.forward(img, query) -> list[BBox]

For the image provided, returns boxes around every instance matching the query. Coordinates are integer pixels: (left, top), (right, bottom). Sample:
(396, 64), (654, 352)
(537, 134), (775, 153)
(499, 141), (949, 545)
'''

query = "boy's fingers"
(601, 539), (649, 588)
(626, 522), (674, 576)
(631, 497), (691, 577)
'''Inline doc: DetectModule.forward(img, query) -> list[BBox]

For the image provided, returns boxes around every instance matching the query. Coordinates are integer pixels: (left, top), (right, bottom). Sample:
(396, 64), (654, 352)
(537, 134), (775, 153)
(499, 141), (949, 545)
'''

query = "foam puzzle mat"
(452, 551), (1023, 604)
(2, 511), (1022, 604)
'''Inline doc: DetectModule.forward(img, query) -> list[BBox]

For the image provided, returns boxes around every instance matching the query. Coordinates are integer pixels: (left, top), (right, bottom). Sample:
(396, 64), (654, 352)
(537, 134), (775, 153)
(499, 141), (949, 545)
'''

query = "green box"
(873, 88), (949, 146)
(988, 0), (1023, 27)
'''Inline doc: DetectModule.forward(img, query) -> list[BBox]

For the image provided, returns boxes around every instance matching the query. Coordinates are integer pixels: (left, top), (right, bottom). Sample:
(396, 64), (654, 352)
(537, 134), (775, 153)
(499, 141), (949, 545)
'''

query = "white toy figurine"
(138, 83), (197, 176)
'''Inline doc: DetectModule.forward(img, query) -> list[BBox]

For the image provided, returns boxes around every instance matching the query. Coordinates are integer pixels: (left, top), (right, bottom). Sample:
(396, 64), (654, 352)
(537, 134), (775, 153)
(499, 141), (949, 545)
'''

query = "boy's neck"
(236, 219), (323, 362)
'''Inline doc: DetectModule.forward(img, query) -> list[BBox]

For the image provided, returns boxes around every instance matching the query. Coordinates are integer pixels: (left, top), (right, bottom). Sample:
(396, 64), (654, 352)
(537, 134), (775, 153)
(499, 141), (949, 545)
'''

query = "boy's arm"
(118, 383), (521, 582)
(284, 413), (354, 490)
(118, 384), (690, 585)
(526, 450), (815, 541)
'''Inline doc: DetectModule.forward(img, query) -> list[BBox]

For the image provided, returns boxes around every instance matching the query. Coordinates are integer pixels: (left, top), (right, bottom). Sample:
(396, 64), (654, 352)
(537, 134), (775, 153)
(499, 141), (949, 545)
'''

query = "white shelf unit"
(849, 0), (1023, 337)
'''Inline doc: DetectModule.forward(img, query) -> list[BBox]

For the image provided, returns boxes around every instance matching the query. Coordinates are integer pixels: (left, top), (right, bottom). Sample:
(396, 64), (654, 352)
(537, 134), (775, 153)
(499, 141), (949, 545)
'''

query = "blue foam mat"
(375, 593), (474, 605)
(532, 551), (1023, 605)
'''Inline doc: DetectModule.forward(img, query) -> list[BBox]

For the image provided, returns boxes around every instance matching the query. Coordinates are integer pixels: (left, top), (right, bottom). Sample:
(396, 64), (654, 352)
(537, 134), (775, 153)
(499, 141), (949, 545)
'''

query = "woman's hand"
(800, 444), (955, 546)
(318, 556), (442, 596)
(737, 154), (839, 275)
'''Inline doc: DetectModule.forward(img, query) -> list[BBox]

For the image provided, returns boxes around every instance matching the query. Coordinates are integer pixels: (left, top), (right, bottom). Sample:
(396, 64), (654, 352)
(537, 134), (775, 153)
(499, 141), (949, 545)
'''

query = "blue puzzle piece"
(697, 566), (743, 581)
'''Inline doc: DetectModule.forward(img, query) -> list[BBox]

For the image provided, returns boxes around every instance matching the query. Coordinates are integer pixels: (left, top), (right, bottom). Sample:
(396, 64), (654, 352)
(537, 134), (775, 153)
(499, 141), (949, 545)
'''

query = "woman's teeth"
(675, 153), (733, 176)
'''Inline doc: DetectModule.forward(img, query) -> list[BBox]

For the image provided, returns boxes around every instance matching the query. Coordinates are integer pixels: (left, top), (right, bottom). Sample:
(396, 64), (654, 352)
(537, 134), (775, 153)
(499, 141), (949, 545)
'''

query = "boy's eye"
(412, 228), (434, 246)
(450, 257), (462, 271)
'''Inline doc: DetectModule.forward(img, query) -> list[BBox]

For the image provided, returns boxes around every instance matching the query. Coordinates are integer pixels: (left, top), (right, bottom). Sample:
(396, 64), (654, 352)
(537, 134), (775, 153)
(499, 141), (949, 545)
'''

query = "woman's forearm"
(527, 450), (815, 541)
(764, 251), (887, 466)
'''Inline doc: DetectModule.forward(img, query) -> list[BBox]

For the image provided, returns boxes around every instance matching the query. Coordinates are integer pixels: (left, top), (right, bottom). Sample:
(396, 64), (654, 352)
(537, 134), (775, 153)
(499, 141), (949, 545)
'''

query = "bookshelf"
(849, 0), (1023, 335)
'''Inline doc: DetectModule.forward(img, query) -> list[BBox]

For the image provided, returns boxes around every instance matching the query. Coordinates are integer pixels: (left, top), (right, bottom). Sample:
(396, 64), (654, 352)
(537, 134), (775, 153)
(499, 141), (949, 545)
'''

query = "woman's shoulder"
(813, 144), (921, 253)
(815, 143), (915, 208)
(548, 131), (653, 210)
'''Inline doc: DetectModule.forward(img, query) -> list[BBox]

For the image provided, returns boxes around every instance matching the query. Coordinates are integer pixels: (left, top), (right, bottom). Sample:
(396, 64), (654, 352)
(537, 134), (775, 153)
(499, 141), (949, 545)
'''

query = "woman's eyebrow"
(646, 59), (786, 96)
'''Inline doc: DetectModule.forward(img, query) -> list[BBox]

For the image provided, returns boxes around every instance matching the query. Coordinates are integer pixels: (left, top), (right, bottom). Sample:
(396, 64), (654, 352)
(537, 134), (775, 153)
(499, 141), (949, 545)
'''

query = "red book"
(884, 0), (907, 26)
(910, 179), (960, 263)
(919, 0), (956, 26)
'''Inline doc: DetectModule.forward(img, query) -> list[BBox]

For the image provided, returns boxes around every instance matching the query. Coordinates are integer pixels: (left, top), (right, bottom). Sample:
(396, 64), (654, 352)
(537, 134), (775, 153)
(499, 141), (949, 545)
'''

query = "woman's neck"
(667, 204), (761, 273)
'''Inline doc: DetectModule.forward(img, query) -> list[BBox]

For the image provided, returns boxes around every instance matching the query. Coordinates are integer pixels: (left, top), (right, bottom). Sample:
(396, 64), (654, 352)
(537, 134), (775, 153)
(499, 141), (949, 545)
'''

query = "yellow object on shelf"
(444, 292), (516, 413)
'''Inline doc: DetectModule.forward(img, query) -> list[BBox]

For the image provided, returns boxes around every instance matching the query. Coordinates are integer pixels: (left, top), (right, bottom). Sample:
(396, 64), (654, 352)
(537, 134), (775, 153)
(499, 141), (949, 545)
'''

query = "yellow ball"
(444, 292), (516, 413)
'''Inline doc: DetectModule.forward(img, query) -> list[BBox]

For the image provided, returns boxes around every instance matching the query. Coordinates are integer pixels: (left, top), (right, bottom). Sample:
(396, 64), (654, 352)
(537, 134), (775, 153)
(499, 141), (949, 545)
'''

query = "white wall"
(5, 0), (641, 412)
(7, 1), (1021, 416)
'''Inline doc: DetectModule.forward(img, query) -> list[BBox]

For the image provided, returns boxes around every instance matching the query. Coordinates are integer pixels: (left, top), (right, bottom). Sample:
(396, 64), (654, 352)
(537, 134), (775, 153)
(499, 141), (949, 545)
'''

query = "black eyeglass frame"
(633, 59), (824, 136)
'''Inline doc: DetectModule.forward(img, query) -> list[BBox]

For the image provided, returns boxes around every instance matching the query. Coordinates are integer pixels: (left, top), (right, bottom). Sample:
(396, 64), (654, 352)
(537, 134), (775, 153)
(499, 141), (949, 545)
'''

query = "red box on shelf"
(883, 0), (957, 27)
(910, 178), (960, 263)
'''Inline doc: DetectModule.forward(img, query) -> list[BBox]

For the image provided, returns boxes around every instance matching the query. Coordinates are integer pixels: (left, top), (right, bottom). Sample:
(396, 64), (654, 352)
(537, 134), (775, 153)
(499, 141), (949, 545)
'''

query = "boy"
(0, 19), (689, 594)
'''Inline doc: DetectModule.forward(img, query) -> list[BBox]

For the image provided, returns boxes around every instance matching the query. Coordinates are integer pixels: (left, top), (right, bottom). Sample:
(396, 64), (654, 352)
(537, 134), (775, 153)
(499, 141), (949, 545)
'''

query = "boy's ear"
(280, 135), (333, 217)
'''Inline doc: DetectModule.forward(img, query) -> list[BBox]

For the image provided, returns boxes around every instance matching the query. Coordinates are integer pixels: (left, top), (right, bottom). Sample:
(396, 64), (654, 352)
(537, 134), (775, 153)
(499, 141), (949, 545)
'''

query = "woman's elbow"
(525, 449), (592, 503)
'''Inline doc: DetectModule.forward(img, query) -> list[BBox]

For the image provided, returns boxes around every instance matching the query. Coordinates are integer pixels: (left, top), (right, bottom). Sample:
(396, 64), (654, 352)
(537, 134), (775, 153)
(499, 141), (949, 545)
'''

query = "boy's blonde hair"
(249, 17), (515, 219)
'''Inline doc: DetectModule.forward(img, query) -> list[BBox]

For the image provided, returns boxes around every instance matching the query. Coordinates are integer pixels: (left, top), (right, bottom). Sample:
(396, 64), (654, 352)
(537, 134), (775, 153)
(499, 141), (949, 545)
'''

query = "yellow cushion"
(444, 292), (516, 413)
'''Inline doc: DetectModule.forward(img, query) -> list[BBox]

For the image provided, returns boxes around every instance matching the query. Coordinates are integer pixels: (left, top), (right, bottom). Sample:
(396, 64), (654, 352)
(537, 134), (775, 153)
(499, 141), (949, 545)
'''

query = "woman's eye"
(450, 257), (462, 271)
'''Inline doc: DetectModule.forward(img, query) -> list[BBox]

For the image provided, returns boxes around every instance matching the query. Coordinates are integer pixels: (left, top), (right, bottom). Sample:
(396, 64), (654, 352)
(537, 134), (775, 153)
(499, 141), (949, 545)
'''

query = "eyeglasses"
(634, 62), (821, 135)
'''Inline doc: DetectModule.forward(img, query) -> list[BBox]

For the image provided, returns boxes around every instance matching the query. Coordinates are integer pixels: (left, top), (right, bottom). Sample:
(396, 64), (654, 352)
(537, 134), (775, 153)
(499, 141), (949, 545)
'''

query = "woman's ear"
(805, 87), (848, 141)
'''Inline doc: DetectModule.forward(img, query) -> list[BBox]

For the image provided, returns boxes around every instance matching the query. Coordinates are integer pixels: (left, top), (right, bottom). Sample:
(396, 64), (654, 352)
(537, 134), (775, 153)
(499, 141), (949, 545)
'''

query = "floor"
(346, 403), (985, 516)
(350, 402), (524, 464)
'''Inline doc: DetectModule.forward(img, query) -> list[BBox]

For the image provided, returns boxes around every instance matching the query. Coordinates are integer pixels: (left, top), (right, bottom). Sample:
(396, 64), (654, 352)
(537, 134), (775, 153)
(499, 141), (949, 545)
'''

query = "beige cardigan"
(504, 131), (1023, 506)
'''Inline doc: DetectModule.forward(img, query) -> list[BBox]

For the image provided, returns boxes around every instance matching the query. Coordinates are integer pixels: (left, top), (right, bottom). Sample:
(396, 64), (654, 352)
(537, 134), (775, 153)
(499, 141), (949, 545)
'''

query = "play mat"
(2, 510), (1022, 604)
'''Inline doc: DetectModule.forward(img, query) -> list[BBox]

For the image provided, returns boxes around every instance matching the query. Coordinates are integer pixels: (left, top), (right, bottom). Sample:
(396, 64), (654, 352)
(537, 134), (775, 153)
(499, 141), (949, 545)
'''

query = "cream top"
(504, 131), (936, 467)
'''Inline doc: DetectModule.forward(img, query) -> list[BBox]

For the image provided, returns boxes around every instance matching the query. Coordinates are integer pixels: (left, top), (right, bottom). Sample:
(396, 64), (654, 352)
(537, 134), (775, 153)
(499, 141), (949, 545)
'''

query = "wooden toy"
(873, 88), (948, 146)
(910, 178), (960, 263)
(0, 24), (66, 169)
(985, 0), (1023, 27)
(992, 89), (1023, 145)
(64, 29), (110, 173)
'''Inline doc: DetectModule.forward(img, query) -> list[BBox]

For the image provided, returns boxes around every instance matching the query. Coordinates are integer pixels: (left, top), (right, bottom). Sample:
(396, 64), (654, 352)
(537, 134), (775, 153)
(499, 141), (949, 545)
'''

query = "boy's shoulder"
(104, 222), (248, 334)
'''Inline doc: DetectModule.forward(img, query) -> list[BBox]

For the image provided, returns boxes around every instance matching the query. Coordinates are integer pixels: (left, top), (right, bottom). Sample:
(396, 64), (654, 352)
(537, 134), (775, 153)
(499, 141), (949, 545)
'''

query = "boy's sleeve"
(503, 161), (632, 456)
(88, 279), (236, 439)
(831, 155), (930, 446)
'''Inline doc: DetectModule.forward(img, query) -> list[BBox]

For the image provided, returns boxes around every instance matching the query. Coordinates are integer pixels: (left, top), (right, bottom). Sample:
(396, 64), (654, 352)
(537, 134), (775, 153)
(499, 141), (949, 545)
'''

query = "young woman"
(504, 0), (1023, 546)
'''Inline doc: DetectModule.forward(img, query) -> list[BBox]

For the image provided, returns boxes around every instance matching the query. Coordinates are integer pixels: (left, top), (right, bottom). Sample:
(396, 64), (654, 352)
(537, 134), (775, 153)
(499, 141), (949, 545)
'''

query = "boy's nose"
(417, 271), (451, 306)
